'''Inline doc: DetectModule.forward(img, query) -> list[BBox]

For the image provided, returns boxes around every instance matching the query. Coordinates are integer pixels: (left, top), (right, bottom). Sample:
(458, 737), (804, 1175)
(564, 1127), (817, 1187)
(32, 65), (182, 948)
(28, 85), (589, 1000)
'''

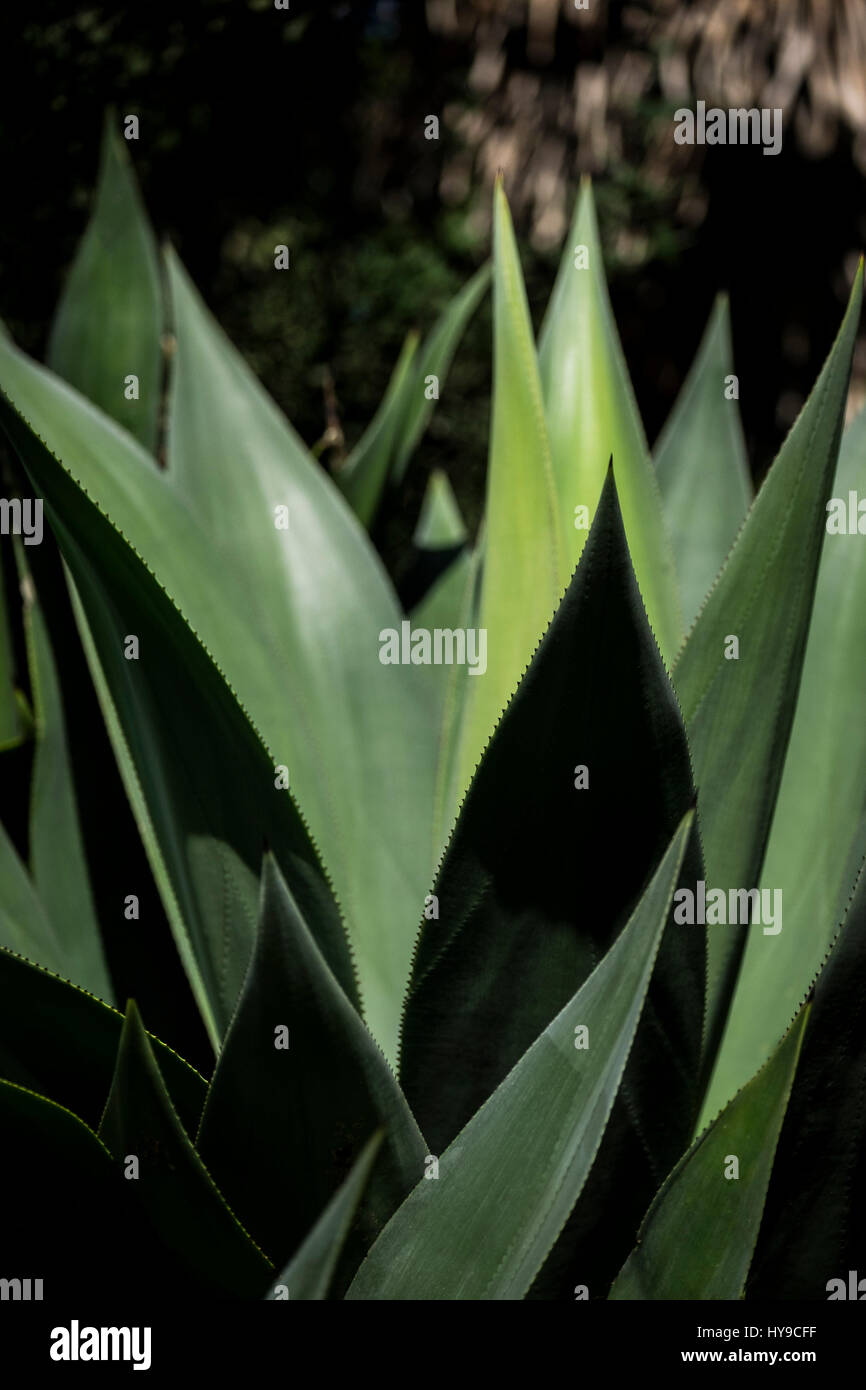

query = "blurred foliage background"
(2, 0), (866, 585)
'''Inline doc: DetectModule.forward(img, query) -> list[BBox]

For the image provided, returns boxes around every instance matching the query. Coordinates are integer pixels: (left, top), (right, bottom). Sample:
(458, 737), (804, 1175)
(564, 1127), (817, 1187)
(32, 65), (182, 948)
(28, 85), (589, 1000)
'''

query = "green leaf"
(654, 295), (752, 632)
(0, 815), (69, 977)
(99, 1001), (273, 1296)
(412, 468), (468, 550)
(197, 854), (426, 1287)
(674, 264), (863, 1090)
(748, 855), (866, 1298)
(18, 549), (113, 1001)
(163, 249), (437, 1060)
(0, 396), (356, 1052)
(610, 1006), (808, 1300)
(402, 471), (702, 1168)
(266, 1132), (384, 1300)
(0, 256), (436, 1064)
(0, 1078), (128, 1286)
(337, 260), (489, 520)
(411, 546), (473, 638)
(409, 472), (473, 794)
(0, 944), (205, 1133)
(47, 112), (163, 452)
(538, 178), (681, 665)
(427, 536), (484, 860)
(455, 180), (566, 794)
(704, 404), (866, 1120)
(334, 331), (419, 526)
(349, 811), (693, 1301)
(391, 261), (491, 484)
(410, 551), (473, 727)
(0, 553), (25, 750)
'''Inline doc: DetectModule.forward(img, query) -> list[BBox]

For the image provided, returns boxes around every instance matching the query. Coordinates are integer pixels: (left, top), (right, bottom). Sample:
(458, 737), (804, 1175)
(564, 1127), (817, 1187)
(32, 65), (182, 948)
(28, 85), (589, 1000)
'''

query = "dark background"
(0, 0), (864, 1072)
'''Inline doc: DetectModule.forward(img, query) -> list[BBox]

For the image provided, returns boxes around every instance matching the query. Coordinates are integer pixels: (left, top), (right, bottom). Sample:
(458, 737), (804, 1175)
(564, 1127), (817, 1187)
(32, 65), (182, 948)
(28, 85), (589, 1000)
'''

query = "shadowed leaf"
(266, 1132), (384, 1301)
(197, 854), (426, 1291)
(349, 813), (692, 1301)
(100, 1001), (273, 1297)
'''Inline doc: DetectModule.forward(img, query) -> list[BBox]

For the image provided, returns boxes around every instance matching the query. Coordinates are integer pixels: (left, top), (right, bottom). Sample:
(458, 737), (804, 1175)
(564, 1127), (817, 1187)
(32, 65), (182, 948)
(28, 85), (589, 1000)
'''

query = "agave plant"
(0, 117), (865, 1302)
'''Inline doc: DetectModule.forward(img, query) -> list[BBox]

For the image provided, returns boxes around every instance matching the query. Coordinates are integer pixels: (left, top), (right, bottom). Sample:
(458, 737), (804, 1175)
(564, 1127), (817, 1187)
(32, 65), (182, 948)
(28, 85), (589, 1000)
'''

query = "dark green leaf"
(0, 945), (204, 1133)
(403, 471), (706, 1296)
(197, 854), (426, 1289)
(0, 1078), (135, 1292)
(99, 1001), (273, 1297)
(266, 1132), (384, 1301)
(349, 812), (693, 1301)
(402, 469), (703, 1162)
(748, 855), (866, 1299)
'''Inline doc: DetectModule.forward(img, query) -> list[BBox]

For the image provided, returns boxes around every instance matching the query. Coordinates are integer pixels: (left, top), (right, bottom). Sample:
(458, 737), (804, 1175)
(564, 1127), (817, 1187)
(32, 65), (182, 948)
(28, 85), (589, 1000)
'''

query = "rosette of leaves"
(0, 118), (864, 1301)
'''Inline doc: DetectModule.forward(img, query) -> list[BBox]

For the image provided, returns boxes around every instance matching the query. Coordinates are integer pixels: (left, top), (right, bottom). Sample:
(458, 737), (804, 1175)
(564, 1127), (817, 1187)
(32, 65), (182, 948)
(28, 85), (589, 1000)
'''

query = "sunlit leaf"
(654, 295), (752, 632)
(538, 178), (681, 664)
(455, 179), (566, 794)
(675, 265), (862, 1093)
(47, 112), (163, 452)
(0, 395), (356, 1052)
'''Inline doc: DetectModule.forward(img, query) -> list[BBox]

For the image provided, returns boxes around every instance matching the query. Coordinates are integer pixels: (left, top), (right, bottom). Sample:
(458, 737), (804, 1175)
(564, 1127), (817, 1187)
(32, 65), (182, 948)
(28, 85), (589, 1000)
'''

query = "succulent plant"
(0, 117), (864, 1303)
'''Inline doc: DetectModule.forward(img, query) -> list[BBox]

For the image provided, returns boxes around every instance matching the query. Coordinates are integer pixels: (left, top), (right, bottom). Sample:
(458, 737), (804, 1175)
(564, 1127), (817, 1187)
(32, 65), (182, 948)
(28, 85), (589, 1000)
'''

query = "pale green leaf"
(455, 180), (566, 795)
(538, 178), (681, 664)
(654, 295), (752, 631)
(412, 468), (468, 550)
